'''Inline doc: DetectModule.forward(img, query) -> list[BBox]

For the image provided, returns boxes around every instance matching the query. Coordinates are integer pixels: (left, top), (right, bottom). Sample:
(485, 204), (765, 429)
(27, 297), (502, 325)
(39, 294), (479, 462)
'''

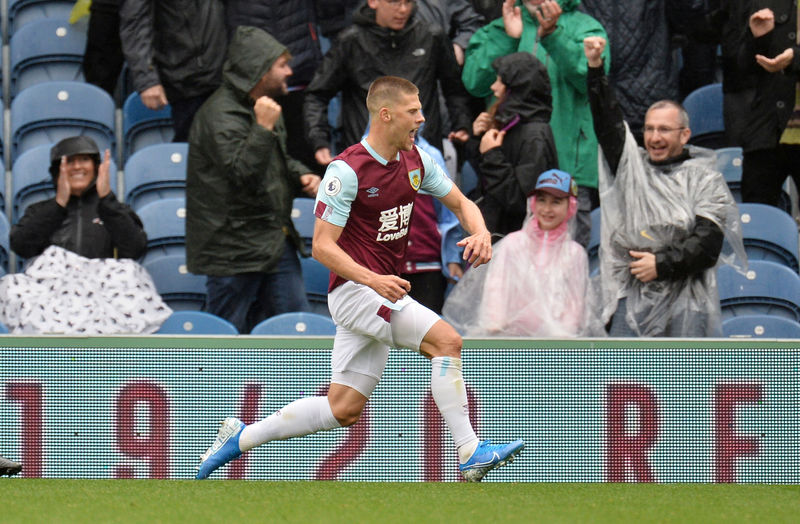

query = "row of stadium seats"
(4, 0), (77, 38)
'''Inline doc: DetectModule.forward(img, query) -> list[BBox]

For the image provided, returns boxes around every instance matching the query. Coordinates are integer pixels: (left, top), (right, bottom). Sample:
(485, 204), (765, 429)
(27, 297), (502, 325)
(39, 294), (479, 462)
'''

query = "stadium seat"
(0, 321), (8, 334)
(250, 312), (336, 335)
(717, 260), (800, 322)
(587, 207), (601, 275)
(156, 310), (238, 335)
(142, 254), (206, 311)
(9, 19), (86, 97)
(292, 197), (315, 250)
(8, 0), (75, 35)
(300, 256), (330, 314)
(722, 314), (800, 338)
(737, 203), (799, 273)
(124, 143), (187, 210)
(683, 83), (725, 148)
(715, 147), (742, 184)
(135, 197), (187, 264)
(0, 213), (10, 276)
(11, 81), (116, 160)
(122, 92), (174, 161)
(12, 143), (117, 222)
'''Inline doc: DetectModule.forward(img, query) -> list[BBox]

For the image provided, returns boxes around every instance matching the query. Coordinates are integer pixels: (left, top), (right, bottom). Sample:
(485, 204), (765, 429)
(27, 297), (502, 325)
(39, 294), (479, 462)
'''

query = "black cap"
(49, 136), (101, 179)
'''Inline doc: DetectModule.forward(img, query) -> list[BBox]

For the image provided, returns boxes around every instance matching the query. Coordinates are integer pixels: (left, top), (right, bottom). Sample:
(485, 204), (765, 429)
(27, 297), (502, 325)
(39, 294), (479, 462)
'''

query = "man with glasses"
(303, 0), (471, 167)
(584, 37), (745, 337)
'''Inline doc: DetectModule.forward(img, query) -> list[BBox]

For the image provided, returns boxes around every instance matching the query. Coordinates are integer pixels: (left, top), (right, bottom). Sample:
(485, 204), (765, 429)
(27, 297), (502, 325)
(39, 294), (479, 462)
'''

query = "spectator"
(415, 0), (485, 65)
(304, 0), (472, 165)
(444, 169), (599, 336)
(463, 0), (610, 248)
(584, 37), (745, 337)
(464, 51), (558, 238)
(471, 0), (503, 22)
(4, 137), (167, 335)
(186, 26), (321, 334)
(82, 0), (124, 97)
(10, 137), (146, 260)
(581, 0), (679, 138)
(225, 0), (325, 173)
(722, 2), (800, 208)
(314, 0), (361, 41)
(0, 455), (21, 477)
(119, 0), (227, 142)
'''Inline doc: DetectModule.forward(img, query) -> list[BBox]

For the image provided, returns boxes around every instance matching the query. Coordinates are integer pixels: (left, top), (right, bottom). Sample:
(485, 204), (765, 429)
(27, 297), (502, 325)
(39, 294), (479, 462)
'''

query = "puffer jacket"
(463, 0), (609, 189)
(119, 0), (227, 101)
(186, 26), (310, 277)
(580, 0), (677, 135)
(10, 182), (146, 260)
(224, 0), (323, 87)
(468, 52), (559, 237)
(303, 3), (472, 153)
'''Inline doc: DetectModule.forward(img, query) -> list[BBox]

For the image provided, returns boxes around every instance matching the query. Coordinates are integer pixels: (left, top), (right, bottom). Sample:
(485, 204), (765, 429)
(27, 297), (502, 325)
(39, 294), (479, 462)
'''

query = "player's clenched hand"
(458, 230), (492, 268)
(369, 274), (411, 303)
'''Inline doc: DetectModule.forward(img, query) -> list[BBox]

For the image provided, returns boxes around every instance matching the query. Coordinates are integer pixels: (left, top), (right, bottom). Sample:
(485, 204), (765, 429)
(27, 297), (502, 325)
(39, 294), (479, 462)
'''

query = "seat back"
(124, 143), (187, 210)
(715, 147), (742, 184)
(136, 197), (187, 263)
(122, 92), (174, 160)
(0, 213), (10, 276)
(142, 254), (206, 311)
(737, 203), (799, 273)
(156, 311), (238, 335)
(291, 197), (315, 251)
(10, 19), (86, 97)
(717, 261), (800, 321)
(11, 81), (115, 160)
(722, 314), (800, 338)
(250, 312), (336, 335)
(684, 83), (724, 148)
(8, 0), (75, 35)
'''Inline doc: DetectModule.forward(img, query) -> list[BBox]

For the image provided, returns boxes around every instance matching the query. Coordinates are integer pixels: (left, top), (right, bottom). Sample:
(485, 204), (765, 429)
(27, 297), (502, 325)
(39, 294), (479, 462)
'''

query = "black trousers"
(403, 271), (448, 315)
(742, 144), (800, 207)
(83, 8), (124, 97)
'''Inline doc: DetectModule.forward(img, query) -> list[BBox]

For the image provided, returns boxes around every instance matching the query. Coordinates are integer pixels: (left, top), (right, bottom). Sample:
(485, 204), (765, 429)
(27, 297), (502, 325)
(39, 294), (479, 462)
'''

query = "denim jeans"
(204, 238), (311, 333)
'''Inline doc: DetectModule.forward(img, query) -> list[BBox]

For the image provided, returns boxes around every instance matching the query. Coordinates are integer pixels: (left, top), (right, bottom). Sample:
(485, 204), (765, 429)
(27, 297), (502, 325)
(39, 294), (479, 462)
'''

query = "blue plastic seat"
(124, 143), (187, 210)
(142, 254), (206, 311)
(684, 83), (725, 148)
(715, 147), (742, 184)
(9, 19), (86, 97)
(8, 0), (75, 35)
(717, 260), (800, 322)
(11, 81), (116, 160)
(737, 203), (799, 273)
(0, 213), (10, 276)
(300, 256), (330, 307)
(722, 314), (800, 338)
(12, 143), (117, 222)
(135, 197), (186, 264)
(123, 92), (174, 161)
(156, 310), (238, 335)
(250, 312), (336, 335)
(291, 197), (316, 251)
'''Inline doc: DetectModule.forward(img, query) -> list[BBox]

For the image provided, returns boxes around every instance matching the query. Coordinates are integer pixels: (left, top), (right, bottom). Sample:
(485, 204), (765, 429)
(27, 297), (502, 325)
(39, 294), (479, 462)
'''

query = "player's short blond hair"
(366, 76), (419, 116)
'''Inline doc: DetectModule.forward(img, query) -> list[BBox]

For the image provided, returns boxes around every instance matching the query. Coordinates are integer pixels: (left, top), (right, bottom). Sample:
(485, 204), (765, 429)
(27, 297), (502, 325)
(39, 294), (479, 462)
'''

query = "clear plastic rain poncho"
(597, 123), (747, 336)
(443, 194), (604, 337)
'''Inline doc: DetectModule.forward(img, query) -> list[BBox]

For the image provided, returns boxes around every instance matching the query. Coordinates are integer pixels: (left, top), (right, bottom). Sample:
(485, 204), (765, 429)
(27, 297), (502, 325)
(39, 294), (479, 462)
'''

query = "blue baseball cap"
(534, 169), (578, 198)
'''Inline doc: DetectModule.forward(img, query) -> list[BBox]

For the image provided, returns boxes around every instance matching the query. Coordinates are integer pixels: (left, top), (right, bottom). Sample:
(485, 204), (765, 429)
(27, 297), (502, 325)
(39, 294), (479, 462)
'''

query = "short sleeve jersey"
(315, 139), (453, 291)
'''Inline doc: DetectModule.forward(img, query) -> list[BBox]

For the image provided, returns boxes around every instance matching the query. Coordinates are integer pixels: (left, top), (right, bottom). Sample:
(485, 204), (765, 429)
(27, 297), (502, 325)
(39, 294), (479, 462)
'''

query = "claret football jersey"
(315, 139), (453, 291)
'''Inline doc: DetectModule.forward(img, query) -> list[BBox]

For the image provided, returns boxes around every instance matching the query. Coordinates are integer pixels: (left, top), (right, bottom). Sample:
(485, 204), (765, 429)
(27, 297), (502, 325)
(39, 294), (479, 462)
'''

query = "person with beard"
(303, 0), (472, 167)
(464, 51), (558, 238)
(186, 27), (321, 334)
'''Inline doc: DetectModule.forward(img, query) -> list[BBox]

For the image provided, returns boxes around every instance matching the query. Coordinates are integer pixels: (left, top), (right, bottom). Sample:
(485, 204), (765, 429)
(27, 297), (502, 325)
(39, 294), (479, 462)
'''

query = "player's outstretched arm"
(439, 185), (492, 268)
(312, 218), (411, 302)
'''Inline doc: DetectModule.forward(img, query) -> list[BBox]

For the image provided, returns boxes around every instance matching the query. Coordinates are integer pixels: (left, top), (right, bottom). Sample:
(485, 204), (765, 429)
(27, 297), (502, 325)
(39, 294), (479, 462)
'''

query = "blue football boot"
(195, 417), (245, 479)
(459, 439), (524, 482)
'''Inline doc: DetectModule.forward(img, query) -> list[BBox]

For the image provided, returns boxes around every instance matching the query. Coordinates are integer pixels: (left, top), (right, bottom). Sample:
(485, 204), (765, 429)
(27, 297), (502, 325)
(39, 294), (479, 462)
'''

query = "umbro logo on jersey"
(366, 187), (380, 198)
(412, 48), (426, 57)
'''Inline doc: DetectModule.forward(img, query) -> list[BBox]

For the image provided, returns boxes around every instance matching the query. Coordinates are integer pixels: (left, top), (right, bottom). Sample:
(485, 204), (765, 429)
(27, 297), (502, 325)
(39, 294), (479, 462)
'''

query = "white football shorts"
(327, 280), (441, 397)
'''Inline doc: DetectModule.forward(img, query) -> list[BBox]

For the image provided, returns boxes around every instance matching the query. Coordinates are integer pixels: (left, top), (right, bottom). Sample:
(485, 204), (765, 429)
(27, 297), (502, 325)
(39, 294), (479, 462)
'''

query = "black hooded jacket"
(10, 179), (147, 261)
(468, 52), (559, 237)
(303, 3), (472, 153)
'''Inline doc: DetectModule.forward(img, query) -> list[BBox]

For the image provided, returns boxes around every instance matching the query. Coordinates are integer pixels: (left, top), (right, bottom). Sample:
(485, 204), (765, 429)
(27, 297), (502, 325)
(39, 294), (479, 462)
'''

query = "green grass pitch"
(1, 480), (799, 523)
